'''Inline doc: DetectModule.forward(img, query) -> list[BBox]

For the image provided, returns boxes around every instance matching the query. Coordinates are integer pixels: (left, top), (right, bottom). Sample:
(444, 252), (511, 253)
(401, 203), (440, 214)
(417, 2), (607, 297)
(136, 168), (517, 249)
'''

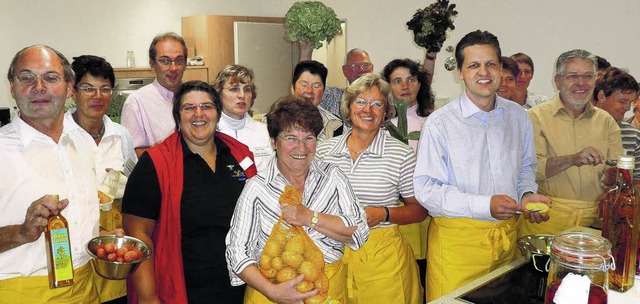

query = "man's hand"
(20, 195), (68, 242)
(490, 195), (521, 220)
(574, 146), (604, 167)
(521, 193), (551, 223)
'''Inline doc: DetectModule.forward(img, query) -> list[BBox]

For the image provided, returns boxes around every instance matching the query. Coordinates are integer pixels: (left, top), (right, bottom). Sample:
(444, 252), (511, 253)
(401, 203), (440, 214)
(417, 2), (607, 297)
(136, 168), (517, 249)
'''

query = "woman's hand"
(266, 274), (318, 304)
(280, 203), (313, 227)
(364, 207), (386, 227)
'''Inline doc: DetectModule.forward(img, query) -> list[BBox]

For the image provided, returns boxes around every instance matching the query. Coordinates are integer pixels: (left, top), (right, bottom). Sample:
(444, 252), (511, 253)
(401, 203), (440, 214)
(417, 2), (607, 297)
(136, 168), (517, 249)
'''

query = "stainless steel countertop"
(428, 226), (640, 303)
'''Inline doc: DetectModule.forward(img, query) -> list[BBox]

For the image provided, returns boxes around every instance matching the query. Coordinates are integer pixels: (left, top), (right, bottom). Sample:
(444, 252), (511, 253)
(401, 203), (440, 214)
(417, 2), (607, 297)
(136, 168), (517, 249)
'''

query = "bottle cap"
(617, 155), (635, 170)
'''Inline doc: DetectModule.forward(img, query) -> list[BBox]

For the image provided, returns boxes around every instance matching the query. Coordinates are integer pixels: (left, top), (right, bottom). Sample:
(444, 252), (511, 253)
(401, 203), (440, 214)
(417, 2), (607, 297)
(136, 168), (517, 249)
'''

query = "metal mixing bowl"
(517, 234), (553, 273)
(86, 235), (151, 280)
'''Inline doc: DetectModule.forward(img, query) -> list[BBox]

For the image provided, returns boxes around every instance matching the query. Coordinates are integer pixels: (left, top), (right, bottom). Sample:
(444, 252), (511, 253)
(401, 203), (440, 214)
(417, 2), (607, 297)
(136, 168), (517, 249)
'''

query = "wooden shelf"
(113, 66), (209, 83)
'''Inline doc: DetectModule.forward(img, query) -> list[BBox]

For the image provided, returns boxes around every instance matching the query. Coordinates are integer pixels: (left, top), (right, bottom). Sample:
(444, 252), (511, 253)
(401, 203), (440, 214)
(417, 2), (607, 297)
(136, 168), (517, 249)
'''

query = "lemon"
(526, 202), (550, 213)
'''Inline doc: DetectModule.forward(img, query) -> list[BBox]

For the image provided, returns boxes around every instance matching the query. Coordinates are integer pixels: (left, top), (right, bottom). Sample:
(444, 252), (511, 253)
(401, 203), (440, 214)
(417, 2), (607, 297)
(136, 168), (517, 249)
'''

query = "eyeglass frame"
(557, 73), (596, 82)
(154, 56), (187, 67)
(277, 134), (317, 146)
(343, 62), (373, 70)
(353, 98), (385, 109)
(13, 71), (63, 86)
(76, 85), (113, 96)
(180, 102), (217, 113)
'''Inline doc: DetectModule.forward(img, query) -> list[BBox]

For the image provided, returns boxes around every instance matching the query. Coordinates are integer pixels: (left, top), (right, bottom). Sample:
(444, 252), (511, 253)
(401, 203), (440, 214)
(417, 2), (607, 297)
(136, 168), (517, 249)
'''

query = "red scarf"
(127, 131), (256, 303)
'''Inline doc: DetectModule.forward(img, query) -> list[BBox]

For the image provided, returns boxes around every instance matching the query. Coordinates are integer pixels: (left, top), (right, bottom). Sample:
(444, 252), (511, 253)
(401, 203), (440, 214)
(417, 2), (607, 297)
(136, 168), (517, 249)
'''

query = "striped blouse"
(225, 156), (369, 286)
(315, 130), (417, 229)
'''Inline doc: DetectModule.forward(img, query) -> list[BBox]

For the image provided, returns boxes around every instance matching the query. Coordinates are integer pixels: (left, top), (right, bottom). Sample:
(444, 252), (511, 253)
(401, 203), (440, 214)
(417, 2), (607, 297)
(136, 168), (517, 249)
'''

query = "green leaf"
(407, 131), (421, 141)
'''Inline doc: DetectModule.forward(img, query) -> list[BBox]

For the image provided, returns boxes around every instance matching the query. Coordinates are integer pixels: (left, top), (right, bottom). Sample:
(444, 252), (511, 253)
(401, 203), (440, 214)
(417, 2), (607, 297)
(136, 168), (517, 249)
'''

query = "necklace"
(73, 112), (105, 139)
(349, 147), (365, 155)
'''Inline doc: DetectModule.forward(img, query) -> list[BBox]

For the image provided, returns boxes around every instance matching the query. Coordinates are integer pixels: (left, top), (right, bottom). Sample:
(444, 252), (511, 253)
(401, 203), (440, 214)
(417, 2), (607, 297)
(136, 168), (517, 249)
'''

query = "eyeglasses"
(77, 85), (113, 96)
(391, 76), (418, 86)
(14, 71), (63, 86)
(224, 86), (253, 95)
(353, 98), (384, 109)
(344, 62), (372, 70)
(278, 135), (317, 145)
(155, 57), (187, 67)
(180, 102), (216, 113)
(558, 73), (595, 82)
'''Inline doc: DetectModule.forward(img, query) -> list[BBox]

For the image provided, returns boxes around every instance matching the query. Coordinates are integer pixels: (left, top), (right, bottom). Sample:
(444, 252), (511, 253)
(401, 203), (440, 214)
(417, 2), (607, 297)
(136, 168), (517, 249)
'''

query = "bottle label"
(50, 228), (73, 281)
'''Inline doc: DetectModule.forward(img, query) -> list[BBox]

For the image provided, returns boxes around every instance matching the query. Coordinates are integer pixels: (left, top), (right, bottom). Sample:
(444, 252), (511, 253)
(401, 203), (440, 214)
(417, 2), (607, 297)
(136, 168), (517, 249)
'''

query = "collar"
(325, 129), (386, 158)
(549, 93), (596, 118)
(152, 78), (176, 103)
(13, 113), (73, 147)
(219, 111), (247, 131)
(64, 109), (118, 139)
(263, 156), (326, 187)
(459, 91), (506, 119)
(180, 134), (229, 158)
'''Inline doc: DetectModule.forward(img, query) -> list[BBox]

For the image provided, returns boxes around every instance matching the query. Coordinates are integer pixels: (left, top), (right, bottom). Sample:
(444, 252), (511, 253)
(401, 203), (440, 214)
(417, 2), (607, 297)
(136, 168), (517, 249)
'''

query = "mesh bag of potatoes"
(259, 185), (334, 304)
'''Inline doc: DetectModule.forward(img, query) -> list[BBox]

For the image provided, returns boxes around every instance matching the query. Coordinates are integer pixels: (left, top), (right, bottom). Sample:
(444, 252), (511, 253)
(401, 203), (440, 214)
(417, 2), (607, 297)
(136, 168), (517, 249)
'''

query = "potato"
(263, 241), (282, 258)
(285, 235), (305, 255)
(261, 267), (277, 280)
(281, 251), (304, 268)
(259, 254), (272, 270)
(526, 202), (550, 213)
(276, 267), (297, 283)
(124, 250), (139, 262)
(298, 261), (320, 282)
(314, 273), (329, 293)
(104, 243), (116, 254)
(270, 256), (284, 271)
(296, 280), (315, 293)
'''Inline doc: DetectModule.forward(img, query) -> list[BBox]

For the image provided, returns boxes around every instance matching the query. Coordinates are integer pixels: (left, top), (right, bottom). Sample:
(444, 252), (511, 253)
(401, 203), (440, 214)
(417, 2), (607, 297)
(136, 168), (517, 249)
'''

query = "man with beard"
(121, 32), (188, 157)
(517, 49), (623, 237)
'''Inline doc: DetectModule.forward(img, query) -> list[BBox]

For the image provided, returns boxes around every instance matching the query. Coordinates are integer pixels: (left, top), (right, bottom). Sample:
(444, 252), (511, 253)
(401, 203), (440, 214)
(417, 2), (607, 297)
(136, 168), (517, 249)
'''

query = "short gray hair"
(7, 45), (75, 84)
(344, 48), (370, 65)
(554, 49), (597, 76)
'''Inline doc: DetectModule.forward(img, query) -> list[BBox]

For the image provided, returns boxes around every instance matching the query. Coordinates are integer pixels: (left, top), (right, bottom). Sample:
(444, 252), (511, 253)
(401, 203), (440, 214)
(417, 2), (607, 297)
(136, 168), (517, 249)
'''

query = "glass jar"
(545, 232), (613, 304)
(601, 155), (640, 291)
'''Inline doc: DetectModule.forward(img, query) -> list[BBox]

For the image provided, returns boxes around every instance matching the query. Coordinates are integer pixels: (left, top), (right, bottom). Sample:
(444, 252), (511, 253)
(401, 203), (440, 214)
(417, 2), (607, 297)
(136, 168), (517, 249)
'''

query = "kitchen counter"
(429, 226), (640, 303)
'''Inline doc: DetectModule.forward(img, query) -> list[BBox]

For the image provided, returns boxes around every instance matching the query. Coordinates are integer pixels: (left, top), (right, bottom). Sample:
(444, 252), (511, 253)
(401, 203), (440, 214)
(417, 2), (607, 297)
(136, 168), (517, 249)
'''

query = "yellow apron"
(426, 217), (517, 302)
(0, 263), (99, 304)
(516, 197), (599, 238)
(344, 226), (422, 304)
(398, 217), (430, 260)
(244, 260), (344, 304)
(95, 198), (127, 302)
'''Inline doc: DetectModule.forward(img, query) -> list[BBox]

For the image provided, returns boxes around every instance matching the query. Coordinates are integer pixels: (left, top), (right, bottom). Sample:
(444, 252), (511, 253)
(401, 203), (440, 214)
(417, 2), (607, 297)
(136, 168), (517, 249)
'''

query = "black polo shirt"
(123, 136), (247, 303)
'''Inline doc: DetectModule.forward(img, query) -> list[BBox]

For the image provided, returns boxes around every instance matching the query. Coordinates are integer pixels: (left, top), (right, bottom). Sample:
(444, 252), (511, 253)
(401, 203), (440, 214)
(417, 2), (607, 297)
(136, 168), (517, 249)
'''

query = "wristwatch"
(310, 211), (319, 229)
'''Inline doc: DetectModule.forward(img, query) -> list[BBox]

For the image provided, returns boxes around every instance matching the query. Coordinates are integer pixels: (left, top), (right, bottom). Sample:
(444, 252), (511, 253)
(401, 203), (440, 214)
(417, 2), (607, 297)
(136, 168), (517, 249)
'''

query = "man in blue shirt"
(413, 30), (550, 301)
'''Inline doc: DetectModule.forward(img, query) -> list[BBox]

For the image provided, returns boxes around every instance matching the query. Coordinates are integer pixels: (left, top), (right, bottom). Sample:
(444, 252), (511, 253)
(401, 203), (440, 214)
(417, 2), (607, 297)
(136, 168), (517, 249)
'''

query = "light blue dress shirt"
(413, 92), (538, 222)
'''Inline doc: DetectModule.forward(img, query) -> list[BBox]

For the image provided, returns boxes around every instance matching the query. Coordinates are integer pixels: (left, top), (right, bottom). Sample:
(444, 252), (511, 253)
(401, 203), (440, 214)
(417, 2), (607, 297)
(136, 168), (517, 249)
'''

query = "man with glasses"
(121, 32), (188, 157)
(0, 45), (101, 302)
(318, 48), (374, 118)
(517, 49), (623, 237)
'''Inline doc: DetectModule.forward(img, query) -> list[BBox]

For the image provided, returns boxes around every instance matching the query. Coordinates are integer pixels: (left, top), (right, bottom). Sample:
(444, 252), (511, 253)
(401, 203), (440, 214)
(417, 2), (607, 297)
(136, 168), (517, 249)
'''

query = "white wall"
(3, 0), (640, 111)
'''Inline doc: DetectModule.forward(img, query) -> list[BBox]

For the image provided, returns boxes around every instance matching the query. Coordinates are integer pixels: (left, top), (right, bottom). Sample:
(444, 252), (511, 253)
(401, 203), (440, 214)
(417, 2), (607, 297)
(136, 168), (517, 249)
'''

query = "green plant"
(285, 1), (341, 50)
(406, 0), (458, 53)
(384, 99), (420, 145)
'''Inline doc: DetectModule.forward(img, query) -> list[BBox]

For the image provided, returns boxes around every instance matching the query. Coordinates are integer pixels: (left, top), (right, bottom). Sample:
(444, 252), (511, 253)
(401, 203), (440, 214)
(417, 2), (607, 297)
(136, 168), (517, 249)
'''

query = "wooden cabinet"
(182, 15), (297, 114)
(181, 15), (286, 85)
(113, 66), (209, 82)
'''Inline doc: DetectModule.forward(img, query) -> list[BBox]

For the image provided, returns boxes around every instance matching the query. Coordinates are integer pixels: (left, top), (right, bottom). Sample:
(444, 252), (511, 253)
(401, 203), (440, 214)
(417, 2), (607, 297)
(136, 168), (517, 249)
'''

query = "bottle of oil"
(601, 155), (640, 292)
(44, 195), (74, 288)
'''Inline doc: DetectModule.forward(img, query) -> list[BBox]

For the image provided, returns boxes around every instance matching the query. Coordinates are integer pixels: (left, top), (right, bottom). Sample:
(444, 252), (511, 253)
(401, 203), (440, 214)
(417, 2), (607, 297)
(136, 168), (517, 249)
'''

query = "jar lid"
(550, 232), (612, 270)
(617, 155), (635, 170)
